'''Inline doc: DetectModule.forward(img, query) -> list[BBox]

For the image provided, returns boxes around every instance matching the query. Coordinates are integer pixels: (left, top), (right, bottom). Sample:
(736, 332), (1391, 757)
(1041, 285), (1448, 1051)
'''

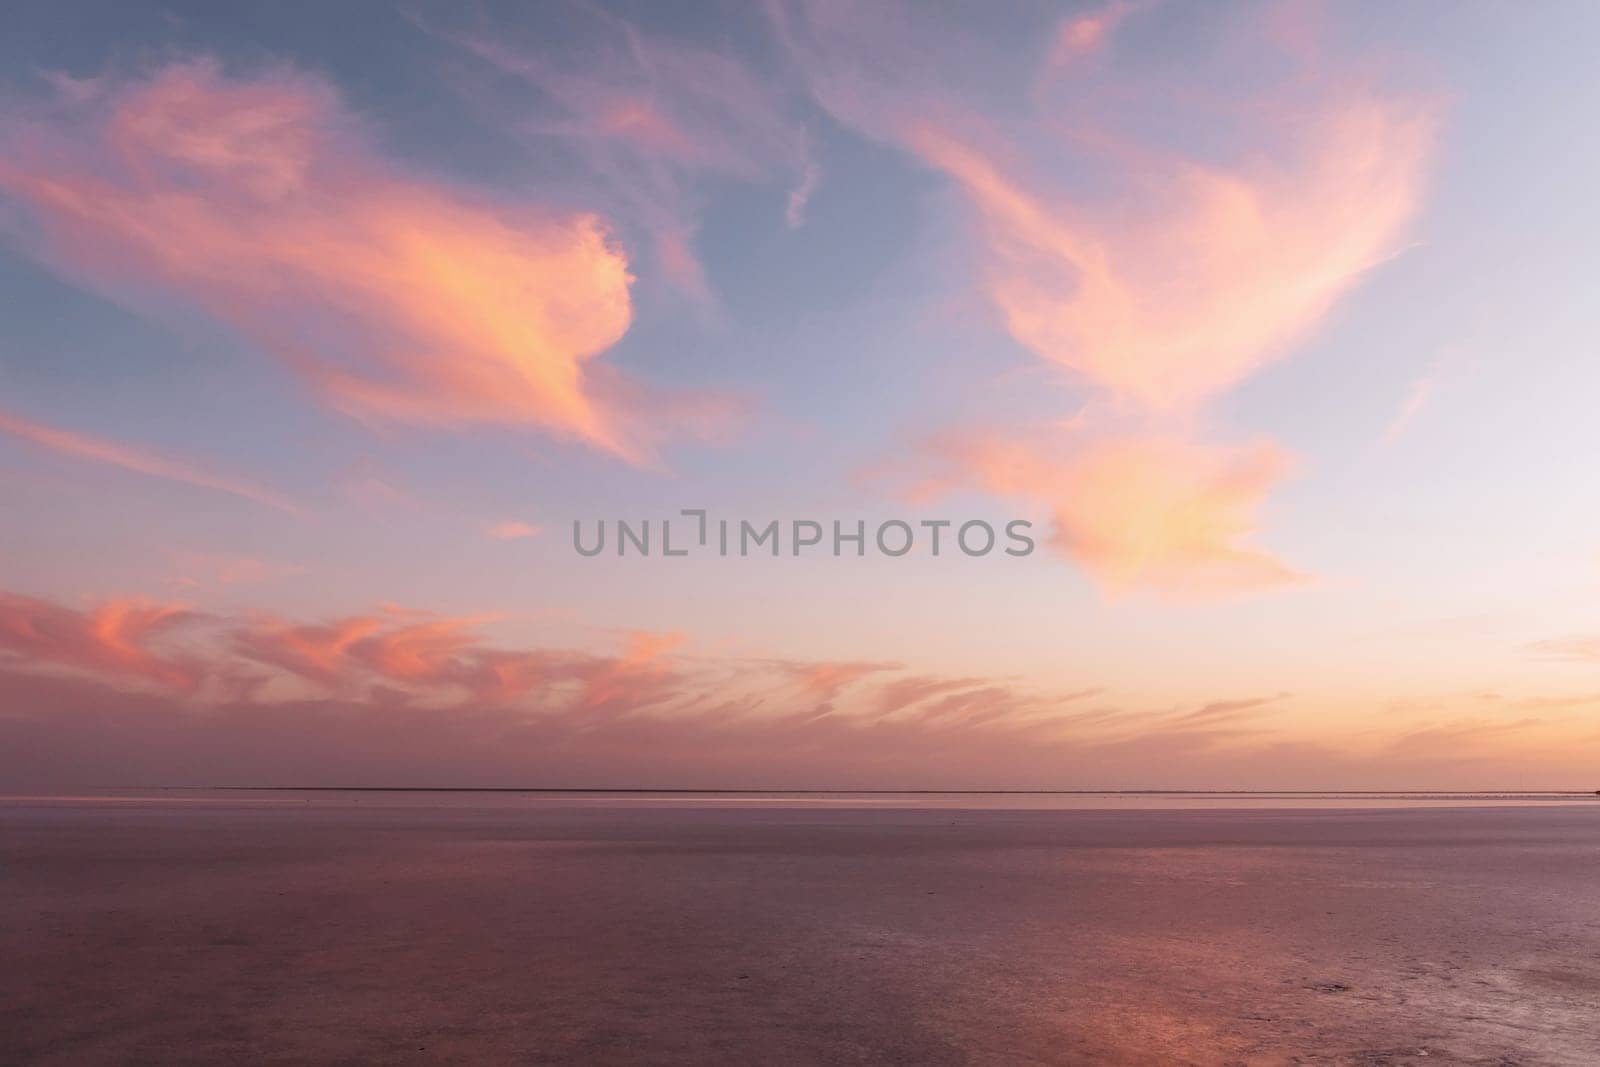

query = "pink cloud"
(167, 552), (304, 590)
(232, 615), (385, 688)
(0, 59), (725, 463)
(573, 630), (687, 711)
(229, 608), (689, 708)
(783, 659), (901, 699)
(483, 521), (540, 541)
(1048, 2), (1136, 63)
(906, 98), (1434, 411)
(3, 587), (1598, 789)
(873, 674), (992, 717)
(780, 2), (1437, 595)
(617, 630), (686, 668)
(7, 652), (1594, 791)
(0, 591), (202, 691)
(0, 408), (299, 514)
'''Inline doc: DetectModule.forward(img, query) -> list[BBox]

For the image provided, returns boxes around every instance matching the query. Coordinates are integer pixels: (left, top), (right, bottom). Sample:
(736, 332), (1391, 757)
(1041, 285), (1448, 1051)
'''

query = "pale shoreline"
(4, 795), (1599, 1064)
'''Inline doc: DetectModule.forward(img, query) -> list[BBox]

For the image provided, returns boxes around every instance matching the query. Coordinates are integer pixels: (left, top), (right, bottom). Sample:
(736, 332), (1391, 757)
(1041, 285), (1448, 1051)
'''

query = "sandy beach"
(3, 793), (1599, 1066)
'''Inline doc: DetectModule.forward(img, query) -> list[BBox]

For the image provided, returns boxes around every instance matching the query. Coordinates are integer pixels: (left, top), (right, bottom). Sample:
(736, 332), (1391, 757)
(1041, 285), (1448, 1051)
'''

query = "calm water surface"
(4, 791), (1599, 1064)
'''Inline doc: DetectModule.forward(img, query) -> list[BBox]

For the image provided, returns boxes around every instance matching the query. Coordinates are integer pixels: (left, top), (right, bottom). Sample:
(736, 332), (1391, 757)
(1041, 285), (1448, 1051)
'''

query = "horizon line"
(82, 786), (1600, 796)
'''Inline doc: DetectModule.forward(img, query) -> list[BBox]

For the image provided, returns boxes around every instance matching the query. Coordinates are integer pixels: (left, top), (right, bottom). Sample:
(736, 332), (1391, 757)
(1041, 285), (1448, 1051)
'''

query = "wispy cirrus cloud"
(230, 607), (686, 708)
(0, 590), (202, 691)
(904, 103), (1434, 412)
(0, 587), (1099, 786)
(166, 552), (305, 590)
(616, 630), (687, 668)
(1524, 636), (1600, 663)
(3, 587), (1597, 789)
(1048, 1), (1137, 62)
(0, 59), (732, 464)
(424, 4), (816, 308)
(231, 613), (385, 689)
(1383, 356), (1448, 443)
(0, 408), (300, 514)
(1173, 693), (1288, 726)
(0, 588), (1074, 737)
(781, 658), (902, 699)
(779, 1), (1437, 595)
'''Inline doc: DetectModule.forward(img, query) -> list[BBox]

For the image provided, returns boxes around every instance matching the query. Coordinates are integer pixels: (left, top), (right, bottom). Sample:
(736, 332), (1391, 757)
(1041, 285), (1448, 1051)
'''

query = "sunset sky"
(4, 0), (1600, 789)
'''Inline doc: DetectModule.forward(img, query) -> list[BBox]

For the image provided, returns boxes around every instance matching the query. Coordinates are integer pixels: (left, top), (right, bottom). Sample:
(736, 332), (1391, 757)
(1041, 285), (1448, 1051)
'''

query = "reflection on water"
(5, 787), (1599, 810)
(4, 791), (1599, 1063)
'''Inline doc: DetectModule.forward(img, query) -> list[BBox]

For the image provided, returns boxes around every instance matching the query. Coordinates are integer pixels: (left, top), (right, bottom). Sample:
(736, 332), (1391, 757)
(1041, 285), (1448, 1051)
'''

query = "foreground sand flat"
(3, 794), (1599, 1065)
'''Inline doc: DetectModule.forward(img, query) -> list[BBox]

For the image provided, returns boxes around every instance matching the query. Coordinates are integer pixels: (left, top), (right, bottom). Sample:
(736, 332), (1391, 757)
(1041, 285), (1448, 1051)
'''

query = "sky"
(3, 0), (1600, 789)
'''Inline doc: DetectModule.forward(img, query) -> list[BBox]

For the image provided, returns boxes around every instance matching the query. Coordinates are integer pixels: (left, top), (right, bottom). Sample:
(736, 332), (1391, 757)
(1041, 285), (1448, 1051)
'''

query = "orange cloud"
(0, 59), (692, 462)
(928, 431), (1306, 597)
(0, 408), (299, 514)
(0, 591), (201, 690)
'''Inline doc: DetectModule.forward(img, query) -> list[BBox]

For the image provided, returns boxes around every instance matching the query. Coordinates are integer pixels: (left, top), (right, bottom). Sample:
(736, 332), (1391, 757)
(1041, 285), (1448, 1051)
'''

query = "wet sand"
(3, 794), (1599, 1065)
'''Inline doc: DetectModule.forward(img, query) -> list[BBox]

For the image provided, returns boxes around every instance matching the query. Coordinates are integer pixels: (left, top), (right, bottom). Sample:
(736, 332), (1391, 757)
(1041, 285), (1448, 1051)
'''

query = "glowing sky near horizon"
(3, 0), (1600, 789)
